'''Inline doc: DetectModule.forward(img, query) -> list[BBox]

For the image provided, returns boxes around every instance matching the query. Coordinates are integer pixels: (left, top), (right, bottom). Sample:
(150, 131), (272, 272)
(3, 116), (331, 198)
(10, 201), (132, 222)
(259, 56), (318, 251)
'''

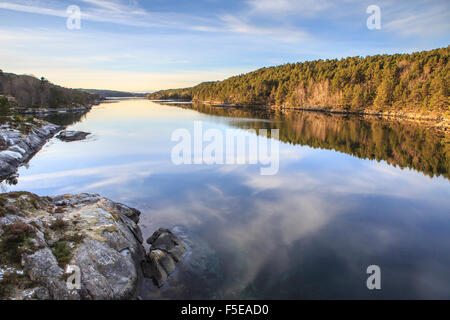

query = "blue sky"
(0, 0), (449, 91)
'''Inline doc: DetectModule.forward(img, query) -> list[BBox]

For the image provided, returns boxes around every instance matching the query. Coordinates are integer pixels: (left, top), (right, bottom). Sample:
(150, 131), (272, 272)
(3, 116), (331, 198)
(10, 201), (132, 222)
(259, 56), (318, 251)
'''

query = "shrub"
(50, 218), (69, 231)
(50, 241), (73, 267)
(0, 222), (36, 265)
(0, 96), (10, 117)
(0, 271), (39, 300)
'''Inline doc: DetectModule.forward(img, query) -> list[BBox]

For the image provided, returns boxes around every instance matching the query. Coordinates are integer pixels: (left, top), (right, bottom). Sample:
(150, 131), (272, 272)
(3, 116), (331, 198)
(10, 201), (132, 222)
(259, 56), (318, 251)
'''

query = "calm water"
(2, 99), (450, 299)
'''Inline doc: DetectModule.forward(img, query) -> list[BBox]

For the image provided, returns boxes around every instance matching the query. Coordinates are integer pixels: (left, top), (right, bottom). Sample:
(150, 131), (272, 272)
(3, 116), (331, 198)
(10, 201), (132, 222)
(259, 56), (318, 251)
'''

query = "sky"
(0, 0), (449, 92)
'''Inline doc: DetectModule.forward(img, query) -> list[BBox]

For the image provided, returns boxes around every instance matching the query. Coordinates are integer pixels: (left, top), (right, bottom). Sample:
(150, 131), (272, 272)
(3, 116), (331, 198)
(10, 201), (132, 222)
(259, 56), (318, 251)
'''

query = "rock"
(145, 228), (187, 287)
(56, 131), (91, 142)
(19, 103), (99, 115)
(0, 160), (15, 178)
(0, 120), (62, 180)
(114, 202), (141, 224)
(147, 228), (187, 262)
(22, 248), (78, 300)
(0, 192), (146, 300)
(74, 239), (138, 300)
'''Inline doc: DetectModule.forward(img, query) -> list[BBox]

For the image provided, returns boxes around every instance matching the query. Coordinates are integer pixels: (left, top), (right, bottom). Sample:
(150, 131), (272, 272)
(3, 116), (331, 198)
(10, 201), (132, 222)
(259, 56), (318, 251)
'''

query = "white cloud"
(0, 0), (312, 41)
(80, 0), (145, 14)
(220, 14), (310, 42)
(0, 2), (67, 17)
(247, 0), (333, 16)
(0, 0), (207, 30)
(0, 25), (255, 90)
(384, 4), (450, 37)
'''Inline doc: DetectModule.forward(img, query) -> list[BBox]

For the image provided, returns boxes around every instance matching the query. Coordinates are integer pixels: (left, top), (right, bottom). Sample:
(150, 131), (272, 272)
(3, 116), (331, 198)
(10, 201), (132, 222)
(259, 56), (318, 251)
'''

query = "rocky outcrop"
(0, 119), (62, 180)
(0, 192), (146, 300)
(143, 228), (187, 287)
(56, 131), (91, 142)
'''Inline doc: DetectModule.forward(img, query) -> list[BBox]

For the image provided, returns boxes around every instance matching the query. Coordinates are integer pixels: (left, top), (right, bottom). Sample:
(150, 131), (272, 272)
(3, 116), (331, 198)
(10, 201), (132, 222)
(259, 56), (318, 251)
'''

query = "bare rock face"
(56, 131), (90, 142)
(0, 192), (146, 300)
(144, 228), (187, 287)
(0, 120), (62, 179)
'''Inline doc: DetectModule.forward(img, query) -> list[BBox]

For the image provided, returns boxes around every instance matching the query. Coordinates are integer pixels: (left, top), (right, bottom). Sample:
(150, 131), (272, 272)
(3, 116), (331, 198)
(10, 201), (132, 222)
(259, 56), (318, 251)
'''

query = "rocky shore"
(0, 192), (187, 300)
(17, 104), (97, 115)
(156, 99), (449, 132)
(0, 95), (104, 180)
(0, 192), (146, 299)
(200, 100), (449, 132)
(0, 119), (62, 180)
(268, 105), (450, 132)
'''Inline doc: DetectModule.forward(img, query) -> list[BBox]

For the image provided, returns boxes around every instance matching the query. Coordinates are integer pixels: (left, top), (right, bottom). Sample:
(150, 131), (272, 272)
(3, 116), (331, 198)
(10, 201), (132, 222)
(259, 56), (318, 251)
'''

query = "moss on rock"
(50, 241), (74, 268)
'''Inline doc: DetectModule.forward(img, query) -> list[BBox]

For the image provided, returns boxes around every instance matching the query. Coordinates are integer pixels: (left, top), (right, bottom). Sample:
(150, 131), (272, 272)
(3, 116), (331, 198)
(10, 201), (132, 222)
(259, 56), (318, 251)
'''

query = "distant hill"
(148, 47), (449, 119)
(80, 89), (147, 98)
(0, 71), (100, 109)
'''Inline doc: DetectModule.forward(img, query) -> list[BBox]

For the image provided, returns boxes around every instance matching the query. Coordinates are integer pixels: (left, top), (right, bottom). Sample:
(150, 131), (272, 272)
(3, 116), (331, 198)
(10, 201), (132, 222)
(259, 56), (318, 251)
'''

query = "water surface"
(2, 99), (450, 299)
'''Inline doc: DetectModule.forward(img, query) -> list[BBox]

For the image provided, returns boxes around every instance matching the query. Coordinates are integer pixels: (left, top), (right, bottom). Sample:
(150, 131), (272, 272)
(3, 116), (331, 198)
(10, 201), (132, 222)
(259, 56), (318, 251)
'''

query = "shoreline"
(186, 100), (449, 132)
(269, 106), (449, 132)
(13, 99), (102, 115)
(0, 119), (63, 181)
(19, 105), (92, 115)
(0, 101), (103, 181)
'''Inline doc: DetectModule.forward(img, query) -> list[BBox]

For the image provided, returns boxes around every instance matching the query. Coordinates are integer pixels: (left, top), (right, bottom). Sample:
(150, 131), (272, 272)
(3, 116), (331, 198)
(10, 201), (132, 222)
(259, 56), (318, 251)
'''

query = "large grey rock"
(145, 228), (187, 287)
(22, 248), (79, 300)
(56, 131), (90, 142)
(74, 239), (138, 300)
(0, 192), (146, 300)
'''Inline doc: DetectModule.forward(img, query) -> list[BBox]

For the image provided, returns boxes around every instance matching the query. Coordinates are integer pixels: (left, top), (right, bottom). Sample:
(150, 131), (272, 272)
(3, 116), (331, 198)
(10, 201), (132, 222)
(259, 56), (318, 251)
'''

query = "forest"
(0, 71), (99, 109)
(148, 47), (449, 118)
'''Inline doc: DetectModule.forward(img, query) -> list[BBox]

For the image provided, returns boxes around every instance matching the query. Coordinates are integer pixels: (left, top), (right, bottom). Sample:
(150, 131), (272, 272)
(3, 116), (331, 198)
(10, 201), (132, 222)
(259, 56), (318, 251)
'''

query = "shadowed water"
(2, 99), (450, 299)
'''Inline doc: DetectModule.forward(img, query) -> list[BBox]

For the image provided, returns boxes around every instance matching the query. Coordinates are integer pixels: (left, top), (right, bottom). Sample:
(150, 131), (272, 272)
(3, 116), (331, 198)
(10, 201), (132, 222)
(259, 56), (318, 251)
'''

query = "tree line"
(0, 71), (100, 109)
(148, 47), (449, 117)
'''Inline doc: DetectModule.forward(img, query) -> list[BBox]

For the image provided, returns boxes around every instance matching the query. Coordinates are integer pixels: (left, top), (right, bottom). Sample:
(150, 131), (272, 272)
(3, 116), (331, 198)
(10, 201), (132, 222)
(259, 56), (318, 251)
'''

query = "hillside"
(148, 47), (449, 120)
(80, 89), (147, 98)
(0, 71), (100, 110)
